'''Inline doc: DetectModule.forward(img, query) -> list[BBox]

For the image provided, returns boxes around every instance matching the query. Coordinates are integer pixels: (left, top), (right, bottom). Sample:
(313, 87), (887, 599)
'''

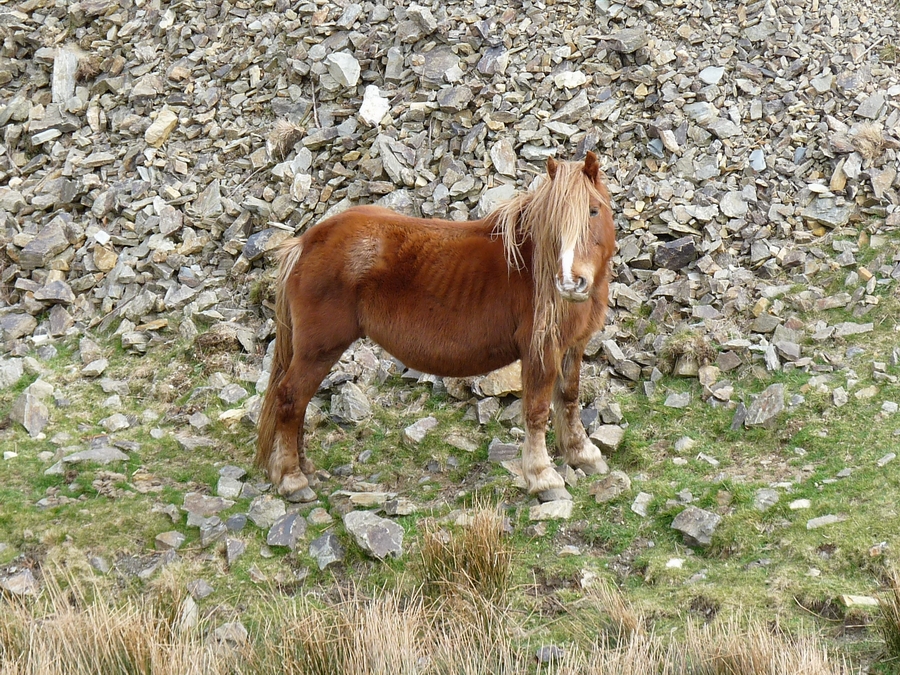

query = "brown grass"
(419, 505), (513, 602)
(851, 122), (885, 162)
(0, 576), (855, 675)
(268, 119), (304, 160)
(878, 568), (900, 661)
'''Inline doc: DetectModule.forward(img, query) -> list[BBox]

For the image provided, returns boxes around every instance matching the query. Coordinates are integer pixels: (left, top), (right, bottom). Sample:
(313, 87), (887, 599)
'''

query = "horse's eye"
(589, 207), (600, 218)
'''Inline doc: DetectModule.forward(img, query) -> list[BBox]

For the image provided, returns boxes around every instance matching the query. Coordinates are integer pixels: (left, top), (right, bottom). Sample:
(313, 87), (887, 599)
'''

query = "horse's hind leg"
(521, 358), (567, 496)
(270, 355), (339, 500)
(553, 347), (608, 475)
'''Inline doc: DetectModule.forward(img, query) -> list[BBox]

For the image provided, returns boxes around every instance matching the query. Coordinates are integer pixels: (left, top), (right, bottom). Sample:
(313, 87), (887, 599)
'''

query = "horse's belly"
(364, 321), (518, 378)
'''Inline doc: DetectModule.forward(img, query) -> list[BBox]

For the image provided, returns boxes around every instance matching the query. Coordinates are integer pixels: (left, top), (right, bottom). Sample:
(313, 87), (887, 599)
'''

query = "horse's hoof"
(285, 486), (317, 503)
(537, 487), (572, 502)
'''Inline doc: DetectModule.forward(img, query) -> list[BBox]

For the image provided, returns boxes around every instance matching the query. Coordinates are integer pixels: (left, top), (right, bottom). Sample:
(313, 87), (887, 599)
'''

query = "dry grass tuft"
(267, 119), (305, 160)
(0, 572), (222, 675)
(851, 122), (885, 162)
(75, 55), (103, 82)
(585, 580), (645, 644)
(419, 506), (513, 602)
(878, 568), (900, 661)
(0, 577), (854, 675)
(658, 328), (717, 374)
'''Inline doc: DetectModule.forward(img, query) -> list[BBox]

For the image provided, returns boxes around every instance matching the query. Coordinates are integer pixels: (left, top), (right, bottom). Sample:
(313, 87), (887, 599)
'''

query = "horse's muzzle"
(555, 275), (591, 302)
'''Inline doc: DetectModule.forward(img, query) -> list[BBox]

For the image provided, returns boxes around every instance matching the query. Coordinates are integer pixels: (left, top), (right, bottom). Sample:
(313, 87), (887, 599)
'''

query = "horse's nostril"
(574, 276), (589, 293)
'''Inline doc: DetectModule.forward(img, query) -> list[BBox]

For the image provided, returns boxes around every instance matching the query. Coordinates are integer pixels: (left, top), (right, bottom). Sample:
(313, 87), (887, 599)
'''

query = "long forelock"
(491, 160), (606, 358)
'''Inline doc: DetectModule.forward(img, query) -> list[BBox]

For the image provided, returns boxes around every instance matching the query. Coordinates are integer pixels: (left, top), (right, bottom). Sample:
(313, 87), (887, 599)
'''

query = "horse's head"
(546, 151), (614, 303)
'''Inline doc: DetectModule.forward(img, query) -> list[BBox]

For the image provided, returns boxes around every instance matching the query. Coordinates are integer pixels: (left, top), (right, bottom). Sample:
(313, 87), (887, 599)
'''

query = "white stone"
(359, 85), (390, 126)
(553, 71), (589, 89)
(145, 109), (179, 147)
(698, 66), (725, 85)
(326, 52), (360, 88)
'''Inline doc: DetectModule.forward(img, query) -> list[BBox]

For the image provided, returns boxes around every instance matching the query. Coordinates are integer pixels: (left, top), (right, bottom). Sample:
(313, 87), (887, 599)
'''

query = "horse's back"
(289, 205), (527, 377)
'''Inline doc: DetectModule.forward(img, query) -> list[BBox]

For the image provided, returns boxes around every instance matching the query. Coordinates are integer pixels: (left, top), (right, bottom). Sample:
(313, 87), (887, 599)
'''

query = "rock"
(654, 236), (697, 270)
(155, 531), (186, 551)
(226, 538), (246, 565)
(589, 425), (624, 451)
(590, 470), (631, 503)
(325, 52), (360, 88)
(81, 358), (108, 377)
(309, 532), (345, 570)
(187, 579), (214, 600)
(51, 47), (79, 104)
(199, 517), (227, 547)
(488, 439), (518, 462)
(183, 492), (235, 518)
(331, 382), (371, 423)
(744, 384), (785, 428)
(801, 198), (853, 228)
(603, 28), (647, 53)
(720, 192), (748, 218)
(359, 85), (390, 126)
(753, 488), (779, 512)
(807, 514), (844, 529)
(213, 622), (249, 647)
(18, 220), (69, 269)
(0, 358), (24, 388)
(266, 513), (307, 550)
(631, 491), (652, 517)
(0, 569), (38, 596)
(664, 392), (691, 409)
(490, 139), (517, 177)
(11, 394), (50, 437)
(343, 510), (404, 559)
(529, 500), (574, 521)
(248, 495), (286, 529)
(145, 109), (178, 147)
(698, 66), (725, 85)
(671, 506), (722, 547)
(475, 361), (522, 396)
(402, 416), (438, 444)
(0, 314), (37, 341)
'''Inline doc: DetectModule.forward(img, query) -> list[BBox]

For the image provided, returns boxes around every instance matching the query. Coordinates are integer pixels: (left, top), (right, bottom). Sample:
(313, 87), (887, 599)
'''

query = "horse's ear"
(547, 156), (558, 180)
(583, 151), (600, 183)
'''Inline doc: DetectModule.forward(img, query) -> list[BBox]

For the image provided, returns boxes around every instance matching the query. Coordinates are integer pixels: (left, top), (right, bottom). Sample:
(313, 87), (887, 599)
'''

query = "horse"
(256, 151), (616, 502)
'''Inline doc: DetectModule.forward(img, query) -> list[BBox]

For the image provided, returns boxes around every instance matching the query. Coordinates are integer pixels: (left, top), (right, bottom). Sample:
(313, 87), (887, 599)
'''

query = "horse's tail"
(256, 237), (305, 471)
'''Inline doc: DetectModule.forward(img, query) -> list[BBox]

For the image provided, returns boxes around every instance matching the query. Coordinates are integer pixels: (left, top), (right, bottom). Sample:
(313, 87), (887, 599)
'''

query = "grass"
(4, 225), (900, 670)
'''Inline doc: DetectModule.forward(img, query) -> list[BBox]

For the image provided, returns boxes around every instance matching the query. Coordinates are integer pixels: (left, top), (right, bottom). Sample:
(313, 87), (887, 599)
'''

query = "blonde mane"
(493, 159), (606, 360)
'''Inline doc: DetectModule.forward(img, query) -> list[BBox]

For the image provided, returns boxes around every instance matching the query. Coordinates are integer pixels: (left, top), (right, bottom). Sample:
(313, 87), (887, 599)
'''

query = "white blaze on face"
(560, 243), (575, 288)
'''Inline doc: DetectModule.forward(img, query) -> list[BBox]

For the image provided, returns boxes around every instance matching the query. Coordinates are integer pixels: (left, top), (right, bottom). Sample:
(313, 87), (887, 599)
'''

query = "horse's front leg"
(553, 347), (609, 475)
(521, 357), (569, 499)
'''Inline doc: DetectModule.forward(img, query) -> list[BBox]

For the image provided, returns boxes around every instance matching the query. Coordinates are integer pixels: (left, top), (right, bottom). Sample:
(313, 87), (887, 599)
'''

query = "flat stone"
(807, 514), (844, 529)
(698, 66), (725, 85)
(155, 531), (186, 551)
(331, 382), (371, 423)
(343, 510), (404, 559)
(753, 488), (780, 512)
(0, 314), (37, 341)
(856, 91), (886, 119)
(476, 361), (522, 396)
(590, 425), (625, 451)
(266, 513), (307, 550)
(402, 416), (439, 444)
(19, 221), (69, 269)
(664, 392), (691, 408)
(654, 236), (697, 270)
(145, 108), (178, 147)
(720, 192), (748, 218)
(603, 27), (647, 53)
(0, 569), (38, 596)
(538, 487), (572, 502)
(11, 393), (49, 437)
(671, 506), (722, 546)
(248, 495), (286, 529)
(744, 384), (785, 428)
(226, 538), (246, 564)
(0, 358), (23, 388)
(324, 52), (360, 87)
(490, 138), (517, 177)
(183, 492), (235, 518)
(590, 470), (631, 503)
(309, 532), (345, 570)
(359, 85), (390, 126)
(631, 491), (653, 517)
(529, 500), (573, 521)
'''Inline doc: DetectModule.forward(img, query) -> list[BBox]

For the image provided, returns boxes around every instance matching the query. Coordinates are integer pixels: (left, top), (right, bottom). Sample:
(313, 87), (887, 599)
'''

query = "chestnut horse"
(257, 151), (616, 502)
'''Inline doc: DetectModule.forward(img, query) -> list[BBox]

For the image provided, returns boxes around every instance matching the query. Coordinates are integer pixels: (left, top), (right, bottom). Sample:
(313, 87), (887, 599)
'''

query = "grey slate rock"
(309, 532), (345, 570)
(343, 510), (404, 560)
(744, 384), (785, 428)
(671, 506), (722, 547)
(266, 513), (307, 550)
